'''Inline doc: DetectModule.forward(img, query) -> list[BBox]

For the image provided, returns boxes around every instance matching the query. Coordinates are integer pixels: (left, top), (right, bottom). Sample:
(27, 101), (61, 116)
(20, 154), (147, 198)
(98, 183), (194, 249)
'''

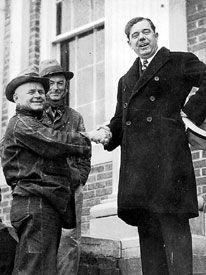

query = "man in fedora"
(39, 59), (91, 275)
(1, 68), (91, 275)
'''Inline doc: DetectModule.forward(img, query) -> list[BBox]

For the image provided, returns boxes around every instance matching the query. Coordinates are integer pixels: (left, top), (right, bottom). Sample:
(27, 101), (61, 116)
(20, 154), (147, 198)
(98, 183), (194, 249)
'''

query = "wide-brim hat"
(5, 67), (50, 102)
(39, 59), (74, 80)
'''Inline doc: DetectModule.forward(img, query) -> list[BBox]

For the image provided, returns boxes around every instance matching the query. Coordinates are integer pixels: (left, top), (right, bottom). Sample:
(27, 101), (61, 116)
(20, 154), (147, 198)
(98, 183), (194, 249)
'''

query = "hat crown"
(39, 59), (64, 76)
(39, 59), (74, 80)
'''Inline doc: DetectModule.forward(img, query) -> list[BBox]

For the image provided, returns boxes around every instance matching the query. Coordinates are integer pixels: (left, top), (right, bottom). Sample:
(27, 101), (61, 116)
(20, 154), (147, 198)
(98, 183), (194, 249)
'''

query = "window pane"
(77, 103), (94, 131)
(77, 68), (93, 105)
(62, 0), (72, 33)
(96, 27), (104, 62)
(73, 0), (91, 28)
(92, 0), (105, 21)
(77, 32), (93, 68)
(95, 98), (105, 126)
(68, 38), (76, 72)
(56, 2), (62, 35)
(96, 63), (104, 100)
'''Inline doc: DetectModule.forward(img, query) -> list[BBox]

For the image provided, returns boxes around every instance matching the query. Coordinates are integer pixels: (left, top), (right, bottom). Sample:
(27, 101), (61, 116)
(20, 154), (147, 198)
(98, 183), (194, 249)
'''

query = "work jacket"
(105, 47), (206, 225)
(42, 104), (91, 189)
(1, 107), (91, 228)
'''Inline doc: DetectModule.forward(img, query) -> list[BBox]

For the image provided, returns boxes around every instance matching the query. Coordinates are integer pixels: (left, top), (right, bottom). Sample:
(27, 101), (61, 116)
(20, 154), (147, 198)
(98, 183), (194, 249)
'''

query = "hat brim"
(42, 71), (74, 81)
(5, 75), (50, 102)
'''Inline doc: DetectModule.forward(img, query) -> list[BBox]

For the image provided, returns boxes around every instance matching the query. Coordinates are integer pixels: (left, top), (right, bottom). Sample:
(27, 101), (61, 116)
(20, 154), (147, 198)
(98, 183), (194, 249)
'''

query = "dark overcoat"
(105, 47), (206, 226)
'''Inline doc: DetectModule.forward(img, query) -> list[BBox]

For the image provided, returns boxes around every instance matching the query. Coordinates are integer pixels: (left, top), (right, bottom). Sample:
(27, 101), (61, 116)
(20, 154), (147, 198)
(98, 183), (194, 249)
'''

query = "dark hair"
(125, 17), (156, 39)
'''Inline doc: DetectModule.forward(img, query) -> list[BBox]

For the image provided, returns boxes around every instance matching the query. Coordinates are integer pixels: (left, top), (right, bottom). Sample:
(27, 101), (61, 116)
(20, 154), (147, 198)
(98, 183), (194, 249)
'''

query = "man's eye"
(143, 29), (151, 34)
(38, 90), (45, 95)
(132, 33), (139, 39)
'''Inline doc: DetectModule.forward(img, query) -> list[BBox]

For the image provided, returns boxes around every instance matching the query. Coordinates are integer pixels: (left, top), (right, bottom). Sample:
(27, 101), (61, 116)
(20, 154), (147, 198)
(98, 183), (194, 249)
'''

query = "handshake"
(87, 126), (112, 145)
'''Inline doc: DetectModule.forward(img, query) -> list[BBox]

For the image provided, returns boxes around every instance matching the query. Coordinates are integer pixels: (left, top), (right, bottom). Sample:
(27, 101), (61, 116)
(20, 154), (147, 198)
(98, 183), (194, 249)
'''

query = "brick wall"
(82, 161), (113, 234)
(29, 0), (41, 67)
(187, 0), (206, 204)
(187, 0), (206, 63)
(1, 0), (11, 137)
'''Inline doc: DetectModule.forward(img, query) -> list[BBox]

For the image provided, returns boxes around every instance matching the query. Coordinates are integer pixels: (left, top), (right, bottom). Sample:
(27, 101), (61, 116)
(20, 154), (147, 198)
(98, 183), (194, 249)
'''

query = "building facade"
(0, 0), (206, 242)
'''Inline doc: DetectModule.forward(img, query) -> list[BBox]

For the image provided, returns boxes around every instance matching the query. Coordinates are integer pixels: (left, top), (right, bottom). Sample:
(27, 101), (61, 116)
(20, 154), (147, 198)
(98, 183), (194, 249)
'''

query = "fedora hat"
(39, 59), (74, 80)
(5, 67), (50, 102)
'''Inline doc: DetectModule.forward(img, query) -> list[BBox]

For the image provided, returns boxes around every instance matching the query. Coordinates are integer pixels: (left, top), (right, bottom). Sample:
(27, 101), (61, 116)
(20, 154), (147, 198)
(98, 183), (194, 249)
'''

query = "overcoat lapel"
(124, 47), (171, 98)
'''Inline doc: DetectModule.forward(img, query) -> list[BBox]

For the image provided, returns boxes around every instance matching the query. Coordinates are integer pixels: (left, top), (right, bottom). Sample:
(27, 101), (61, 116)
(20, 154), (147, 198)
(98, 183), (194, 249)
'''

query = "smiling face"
(13, 82), (46, 111)
(128, 19), (158, 59)
(47, 74), (67, 101)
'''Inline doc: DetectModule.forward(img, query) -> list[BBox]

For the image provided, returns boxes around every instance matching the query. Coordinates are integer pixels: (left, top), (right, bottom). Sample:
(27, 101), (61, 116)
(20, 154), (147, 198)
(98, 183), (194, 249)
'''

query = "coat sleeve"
(182, 52), (206, 126)
(104, 77), (124, 151)
(14, 116), (91, 159)
(70, 114), (91, 188)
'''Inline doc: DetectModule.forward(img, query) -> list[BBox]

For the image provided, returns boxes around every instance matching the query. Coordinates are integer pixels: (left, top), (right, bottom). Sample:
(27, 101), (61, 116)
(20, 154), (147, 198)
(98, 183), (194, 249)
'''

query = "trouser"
(58, 184), (83, 275)
(0, 225), (17, 275)
(138, 213), (193, 275)
(10, 196), (62, 275)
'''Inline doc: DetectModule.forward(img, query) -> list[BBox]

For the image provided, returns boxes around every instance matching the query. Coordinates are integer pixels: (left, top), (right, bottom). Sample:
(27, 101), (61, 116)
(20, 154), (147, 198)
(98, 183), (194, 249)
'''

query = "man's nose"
(34, 91), (43, 97)
(52, 82), (58, 89)
(139, 32), (145, 40)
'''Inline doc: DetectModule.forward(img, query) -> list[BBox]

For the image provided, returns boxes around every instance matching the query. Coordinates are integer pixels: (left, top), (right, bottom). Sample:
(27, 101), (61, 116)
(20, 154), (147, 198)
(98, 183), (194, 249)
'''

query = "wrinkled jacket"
(42, 104), (91, 189)
(1, 108), (91, 228)
(105, 47), (206, 226)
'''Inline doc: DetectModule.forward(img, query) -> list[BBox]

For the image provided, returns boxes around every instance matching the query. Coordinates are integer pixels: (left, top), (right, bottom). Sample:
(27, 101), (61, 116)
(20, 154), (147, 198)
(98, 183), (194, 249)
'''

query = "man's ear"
(127, 40), (132, 48)
(155, 32), (159, 40)
(13, 93), (18, 103)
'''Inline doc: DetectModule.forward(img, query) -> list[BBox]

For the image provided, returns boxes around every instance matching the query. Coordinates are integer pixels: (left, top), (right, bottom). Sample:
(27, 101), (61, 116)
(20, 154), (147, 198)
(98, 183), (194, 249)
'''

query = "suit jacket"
(105, 47), (206, 226)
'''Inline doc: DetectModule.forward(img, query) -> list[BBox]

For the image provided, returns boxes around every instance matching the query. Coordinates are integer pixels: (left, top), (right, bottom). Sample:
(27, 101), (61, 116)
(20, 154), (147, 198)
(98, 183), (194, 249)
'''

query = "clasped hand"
(88, 127), (111, 145)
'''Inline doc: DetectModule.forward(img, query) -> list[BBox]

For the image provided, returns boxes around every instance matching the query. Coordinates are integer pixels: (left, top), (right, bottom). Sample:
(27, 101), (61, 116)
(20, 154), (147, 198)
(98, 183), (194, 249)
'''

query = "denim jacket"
(1, 107), (91, 228)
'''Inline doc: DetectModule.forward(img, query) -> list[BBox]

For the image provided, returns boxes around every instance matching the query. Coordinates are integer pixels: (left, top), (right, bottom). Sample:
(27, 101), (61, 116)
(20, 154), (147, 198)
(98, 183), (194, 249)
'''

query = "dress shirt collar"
(140, 47), (160, 65)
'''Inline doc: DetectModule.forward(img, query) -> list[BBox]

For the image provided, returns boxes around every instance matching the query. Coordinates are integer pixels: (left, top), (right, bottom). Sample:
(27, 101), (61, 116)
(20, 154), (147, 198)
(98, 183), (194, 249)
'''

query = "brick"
(83, 190), (95, 199)
(196, 177), (206, 185)
(195, 169), (201, 177)
(95, 187), (112, 197)
(87, 174), (96, 183)
(88, 182), (98, 190)
(91, 165), (105, 174)
(193, 159), (206, 168)
(3, 207), (10, 214)
(202, 168), (206, 176)
(0, 200), (9, 207)
(3, 193), (12, 200)
(192, 151), (200, 160)
(1, 186), (10, 193)
(199, 33), (206, 42)
(105, 162), (112, 171)
(187, 10), (206, 22)
(97, 171), (112, 181)
(188, 37), (198, 45)
(188, 21), (197, 30)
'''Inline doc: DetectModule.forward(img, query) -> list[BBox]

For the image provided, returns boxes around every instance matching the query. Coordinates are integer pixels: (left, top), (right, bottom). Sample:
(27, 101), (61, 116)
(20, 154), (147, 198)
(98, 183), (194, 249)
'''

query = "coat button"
(146, 117), (152, 122)
(154, 76), (159, 81)
(149, 96), (155, 101)
(126, 121), (131, 126)
(124, 103), (128, 108)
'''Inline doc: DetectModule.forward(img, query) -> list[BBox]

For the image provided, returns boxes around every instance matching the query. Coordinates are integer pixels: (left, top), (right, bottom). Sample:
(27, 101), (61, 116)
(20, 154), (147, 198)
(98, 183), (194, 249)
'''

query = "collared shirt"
(140, 47), (160, 66)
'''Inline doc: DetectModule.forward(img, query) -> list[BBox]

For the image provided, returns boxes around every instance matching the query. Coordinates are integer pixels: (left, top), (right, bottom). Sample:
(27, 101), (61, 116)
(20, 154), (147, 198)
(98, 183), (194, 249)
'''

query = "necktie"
(142, 59), (148, 72)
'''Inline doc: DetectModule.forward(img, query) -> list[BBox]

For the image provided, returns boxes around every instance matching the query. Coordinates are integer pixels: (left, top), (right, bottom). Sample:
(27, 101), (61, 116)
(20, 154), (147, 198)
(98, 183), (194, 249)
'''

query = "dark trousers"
(138, 213), (192, 275)
(10, 196), (62, 275)
(0, 226), (17, 275)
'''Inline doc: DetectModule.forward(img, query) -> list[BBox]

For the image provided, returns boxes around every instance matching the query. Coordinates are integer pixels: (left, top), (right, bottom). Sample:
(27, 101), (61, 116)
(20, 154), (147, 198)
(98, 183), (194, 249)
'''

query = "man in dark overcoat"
(90, 17), (206, 275)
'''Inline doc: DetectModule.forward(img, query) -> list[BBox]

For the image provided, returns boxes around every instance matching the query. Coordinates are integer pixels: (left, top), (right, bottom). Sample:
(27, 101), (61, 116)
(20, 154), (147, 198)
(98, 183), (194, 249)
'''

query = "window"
(55, 0), (105, 131)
